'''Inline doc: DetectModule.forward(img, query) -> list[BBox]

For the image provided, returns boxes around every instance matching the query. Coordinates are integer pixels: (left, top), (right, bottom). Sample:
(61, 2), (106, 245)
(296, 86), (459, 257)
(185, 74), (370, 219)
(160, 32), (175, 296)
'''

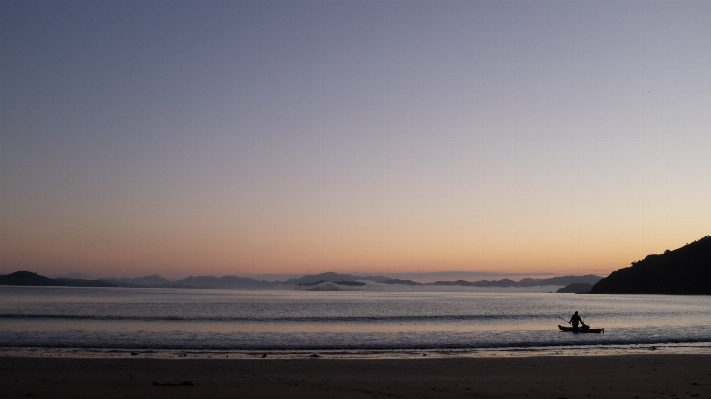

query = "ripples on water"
(1, 287), (710, 353)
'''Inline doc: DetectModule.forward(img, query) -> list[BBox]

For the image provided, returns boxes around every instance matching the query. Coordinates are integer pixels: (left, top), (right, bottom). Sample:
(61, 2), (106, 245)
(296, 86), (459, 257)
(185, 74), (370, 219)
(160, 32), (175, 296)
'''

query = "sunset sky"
(1, 1), (709, 280)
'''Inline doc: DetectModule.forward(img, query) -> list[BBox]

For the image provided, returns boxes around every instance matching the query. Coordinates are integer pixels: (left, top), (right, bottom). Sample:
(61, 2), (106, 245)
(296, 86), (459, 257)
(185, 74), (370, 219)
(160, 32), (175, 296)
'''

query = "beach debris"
(309, 353), (319, 358)
(261, 353), (267, 358)
(130, 351), (138, 356)
(153, 381), (194, 387)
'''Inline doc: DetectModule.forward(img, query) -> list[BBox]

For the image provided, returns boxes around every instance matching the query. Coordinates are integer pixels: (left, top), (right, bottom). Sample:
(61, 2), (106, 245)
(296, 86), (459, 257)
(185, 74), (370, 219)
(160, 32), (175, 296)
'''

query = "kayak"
(558, 325), (604, 334)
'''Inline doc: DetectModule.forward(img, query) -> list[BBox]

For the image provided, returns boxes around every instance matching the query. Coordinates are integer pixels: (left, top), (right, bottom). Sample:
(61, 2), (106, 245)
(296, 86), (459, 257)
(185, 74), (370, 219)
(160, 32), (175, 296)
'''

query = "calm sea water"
(1, 286), (710, 354)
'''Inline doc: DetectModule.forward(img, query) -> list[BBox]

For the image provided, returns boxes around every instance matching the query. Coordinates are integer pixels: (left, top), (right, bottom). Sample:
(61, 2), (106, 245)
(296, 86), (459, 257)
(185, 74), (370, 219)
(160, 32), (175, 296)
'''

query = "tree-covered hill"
(590, 236), (711, 295)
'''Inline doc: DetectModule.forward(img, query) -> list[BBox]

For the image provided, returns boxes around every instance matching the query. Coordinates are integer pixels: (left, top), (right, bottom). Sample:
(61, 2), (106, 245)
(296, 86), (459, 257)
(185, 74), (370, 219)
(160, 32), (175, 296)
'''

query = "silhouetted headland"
(590, 236), (711, 295)
(556, 282), (594, 293)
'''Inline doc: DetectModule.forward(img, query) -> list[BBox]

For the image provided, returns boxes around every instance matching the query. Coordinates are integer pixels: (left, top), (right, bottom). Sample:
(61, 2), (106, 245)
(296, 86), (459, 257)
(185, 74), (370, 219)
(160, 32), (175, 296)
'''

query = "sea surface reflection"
(1, 286), (710, 351)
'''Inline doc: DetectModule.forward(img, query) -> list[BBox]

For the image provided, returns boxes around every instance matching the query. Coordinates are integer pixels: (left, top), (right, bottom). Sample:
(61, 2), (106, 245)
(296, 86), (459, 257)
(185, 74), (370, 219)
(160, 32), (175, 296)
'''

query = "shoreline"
(3, 341), (711, 360)
(2, 353), (710, 398)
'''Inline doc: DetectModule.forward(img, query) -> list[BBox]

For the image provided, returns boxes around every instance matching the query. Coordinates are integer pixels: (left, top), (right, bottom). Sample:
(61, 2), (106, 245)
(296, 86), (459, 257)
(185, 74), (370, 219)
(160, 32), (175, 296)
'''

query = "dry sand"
(1, 354), (710, 398)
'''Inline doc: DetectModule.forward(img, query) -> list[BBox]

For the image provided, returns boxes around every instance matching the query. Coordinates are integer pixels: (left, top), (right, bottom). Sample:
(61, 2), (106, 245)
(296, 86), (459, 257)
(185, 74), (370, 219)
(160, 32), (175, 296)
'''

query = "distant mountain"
(298, 279), (329, 287)
(290, 274), (600, 291)
(430, 278), (518, 287)
(304, 282), (342, 291)
(0, 271), (57, 286)
(334, 280), (367, 286)
(0, 271), (117, 287)
(54, 278), (117, 288)
(518, 275), (602, 287)
(383, 279), (422, 286)
(119, 274), (173, 286)
(298, 280), (366, 287)
(176, 275), (281, 289)
(284, 272), (388, 285)
(556, 283), (593, 293)
(427, 275), (600, 288)
(286, 273), (600, 288)
(99, 274), (280, 289)
(1, 270), (604, 291)
(590, 236), (711, 295)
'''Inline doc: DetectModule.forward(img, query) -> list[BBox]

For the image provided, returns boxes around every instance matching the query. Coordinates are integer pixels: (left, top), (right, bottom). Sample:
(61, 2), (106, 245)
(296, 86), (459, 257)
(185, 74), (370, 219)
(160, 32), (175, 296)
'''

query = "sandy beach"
(1, 354), (710, 398)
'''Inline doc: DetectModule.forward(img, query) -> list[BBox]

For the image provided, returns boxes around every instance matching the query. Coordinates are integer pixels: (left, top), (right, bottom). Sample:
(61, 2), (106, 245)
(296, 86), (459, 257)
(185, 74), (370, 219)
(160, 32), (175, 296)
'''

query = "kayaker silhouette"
(569, 311), (583, 331)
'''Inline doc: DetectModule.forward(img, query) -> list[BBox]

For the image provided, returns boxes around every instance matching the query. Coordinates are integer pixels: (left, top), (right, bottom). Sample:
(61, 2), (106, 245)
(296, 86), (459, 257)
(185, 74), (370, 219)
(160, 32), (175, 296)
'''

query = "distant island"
(0, 271), (116, 288)
(590, 235), (710, 295)
(0, 270), (601, 292)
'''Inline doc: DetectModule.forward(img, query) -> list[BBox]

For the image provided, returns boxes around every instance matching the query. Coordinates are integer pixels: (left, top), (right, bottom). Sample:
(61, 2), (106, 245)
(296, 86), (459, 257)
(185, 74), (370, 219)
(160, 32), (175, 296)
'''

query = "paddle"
(556, 315), (571, 325)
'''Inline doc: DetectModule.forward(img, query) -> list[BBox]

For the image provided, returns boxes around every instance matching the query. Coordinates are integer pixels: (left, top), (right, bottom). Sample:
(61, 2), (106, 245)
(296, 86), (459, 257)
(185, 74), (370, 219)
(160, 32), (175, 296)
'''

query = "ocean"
(2, 286), (710, 357)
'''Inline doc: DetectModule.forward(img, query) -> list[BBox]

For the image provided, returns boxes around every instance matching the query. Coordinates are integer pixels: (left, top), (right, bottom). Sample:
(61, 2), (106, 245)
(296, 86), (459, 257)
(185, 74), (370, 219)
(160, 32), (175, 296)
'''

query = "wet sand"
(1, 354), (710, 398)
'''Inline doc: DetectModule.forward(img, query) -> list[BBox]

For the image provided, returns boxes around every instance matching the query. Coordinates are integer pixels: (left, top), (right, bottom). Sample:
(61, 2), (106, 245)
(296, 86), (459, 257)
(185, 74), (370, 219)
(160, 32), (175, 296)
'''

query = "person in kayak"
(569, 311), (583, 331)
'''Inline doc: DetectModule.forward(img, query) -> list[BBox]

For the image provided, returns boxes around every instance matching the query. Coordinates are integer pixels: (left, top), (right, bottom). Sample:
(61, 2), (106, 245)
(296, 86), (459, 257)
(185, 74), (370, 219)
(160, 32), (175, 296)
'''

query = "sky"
(1, 1), (709, 280)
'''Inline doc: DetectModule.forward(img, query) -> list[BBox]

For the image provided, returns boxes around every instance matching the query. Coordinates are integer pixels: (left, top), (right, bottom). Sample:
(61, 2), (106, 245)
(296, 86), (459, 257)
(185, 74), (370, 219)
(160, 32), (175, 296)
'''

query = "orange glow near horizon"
(2, 204), (706, 279)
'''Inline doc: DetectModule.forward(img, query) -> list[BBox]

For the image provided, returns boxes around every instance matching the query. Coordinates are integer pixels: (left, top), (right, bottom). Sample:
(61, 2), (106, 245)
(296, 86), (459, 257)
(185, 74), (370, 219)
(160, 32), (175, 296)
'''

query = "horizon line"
(40, 269), (609, 283)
